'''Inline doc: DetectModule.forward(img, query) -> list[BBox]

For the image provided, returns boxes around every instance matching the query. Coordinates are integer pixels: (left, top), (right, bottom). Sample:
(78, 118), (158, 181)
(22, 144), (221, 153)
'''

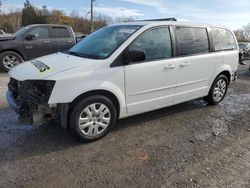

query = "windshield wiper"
(66, 51), (85, 58)
(81, 53), (102, 59)
(67, 51), (102, 59)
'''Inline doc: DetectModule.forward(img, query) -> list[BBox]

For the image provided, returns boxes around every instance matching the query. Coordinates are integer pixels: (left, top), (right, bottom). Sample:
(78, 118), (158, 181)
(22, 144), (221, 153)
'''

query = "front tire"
(204, 74), (229, 105)
(69, 95), (117, 142)
(0, 51), (23, 72)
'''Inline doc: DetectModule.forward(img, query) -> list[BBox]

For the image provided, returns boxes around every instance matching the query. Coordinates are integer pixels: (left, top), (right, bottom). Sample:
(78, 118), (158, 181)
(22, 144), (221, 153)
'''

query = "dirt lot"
(0, 64), (250, 188)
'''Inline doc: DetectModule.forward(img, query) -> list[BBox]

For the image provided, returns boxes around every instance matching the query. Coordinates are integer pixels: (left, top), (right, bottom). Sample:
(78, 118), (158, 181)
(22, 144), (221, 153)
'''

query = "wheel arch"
(0, 49), (25, 61)
(60, 89), (121, 130)
(59, 89), (125, 129)
(204, 72), (230, 105)
(211, 64), (233, 85)
(206, 66), (232, 97)
(70, 89), (121, 119)
(218, 70), (231, 83)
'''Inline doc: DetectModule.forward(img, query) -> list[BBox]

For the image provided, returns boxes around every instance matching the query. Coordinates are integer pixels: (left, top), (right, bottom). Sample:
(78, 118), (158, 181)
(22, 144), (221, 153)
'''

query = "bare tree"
(115, 16), (135, 23)
(235, 23), (250, 42)
(242, 24), (250, 41)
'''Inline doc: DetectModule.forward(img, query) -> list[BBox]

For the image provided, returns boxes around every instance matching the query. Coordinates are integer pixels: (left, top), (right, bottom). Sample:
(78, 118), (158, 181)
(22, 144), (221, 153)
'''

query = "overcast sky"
(2, 0), (250, 29)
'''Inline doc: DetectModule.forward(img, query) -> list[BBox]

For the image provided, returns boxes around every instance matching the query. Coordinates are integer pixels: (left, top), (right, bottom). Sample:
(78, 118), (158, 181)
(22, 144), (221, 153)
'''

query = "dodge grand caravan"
(7, 20), (238, 142)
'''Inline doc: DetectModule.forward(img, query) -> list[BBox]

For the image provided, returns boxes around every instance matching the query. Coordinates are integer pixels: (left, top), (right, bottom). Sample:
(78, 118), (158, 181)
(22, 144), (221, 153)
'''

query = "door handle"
(67, 40), (74, 43)
(43, 41), (51, 44)
(164, 64), (176, 70)
(180, 62), (191, 67)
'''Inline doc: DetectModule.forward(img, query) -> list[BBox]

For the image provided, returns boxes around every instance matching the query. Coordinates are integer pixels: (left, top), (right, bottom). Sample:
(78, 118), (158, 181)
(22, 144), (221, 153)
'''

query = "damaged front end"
(7, 78), (57, 125)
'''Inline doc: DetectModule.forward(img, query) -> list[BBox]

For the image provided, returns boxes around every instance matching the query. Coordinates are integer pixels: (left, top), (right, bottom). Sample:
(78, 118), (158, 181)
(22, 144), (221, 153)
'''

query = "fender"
(208, 64), (232, 87)
(1, 49), (26, 61)
(48, 79), (127, 118)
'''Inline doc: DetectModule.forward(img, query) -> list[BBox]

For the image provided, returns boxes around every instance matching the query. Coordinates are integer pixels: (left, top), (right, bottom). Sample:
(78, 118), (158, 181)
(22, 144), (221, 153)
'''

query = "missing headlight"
(21, 80), (56, 104)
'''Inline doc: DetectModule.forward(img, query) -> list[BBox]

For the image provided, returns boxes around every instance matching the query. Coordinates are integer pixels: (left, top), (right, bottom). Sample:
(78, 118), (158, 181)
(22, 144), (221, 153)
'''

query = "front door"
(125, 27), (177, 115)
(24, 26), (54, 59)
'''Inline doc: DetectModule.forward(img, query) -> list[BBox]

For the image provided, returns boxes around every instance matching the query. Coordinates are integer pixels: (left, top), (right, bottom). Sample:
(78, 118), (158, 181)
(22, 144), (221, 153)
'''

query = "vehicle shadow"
(0, 99), (207, 164)
(112, 99), (206, 132)
(0, 70), (8, 74)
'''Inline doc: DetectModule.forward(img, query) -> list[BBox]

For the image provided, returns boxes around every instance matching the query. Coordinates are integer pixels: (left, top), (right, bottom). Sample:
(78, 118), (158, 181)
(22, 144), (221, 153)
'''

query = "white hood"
(9, 53), (94, 81)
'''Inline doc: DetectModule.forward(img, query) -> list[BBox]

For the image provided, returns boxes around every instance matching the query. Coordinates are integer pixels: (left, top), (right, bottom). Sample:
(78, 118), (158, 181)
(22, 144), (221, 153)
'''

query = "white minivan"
(7, 20), (238, 141)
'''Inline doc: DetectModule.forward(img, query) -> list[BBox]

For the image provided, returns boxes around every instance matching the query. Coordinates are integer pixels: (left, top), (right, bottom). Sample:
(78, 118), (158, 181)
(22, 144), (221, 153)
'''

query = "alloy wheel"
(213, 79), (227, 102)
(3, 55), (20, 69)
(78, 103), (111, 137)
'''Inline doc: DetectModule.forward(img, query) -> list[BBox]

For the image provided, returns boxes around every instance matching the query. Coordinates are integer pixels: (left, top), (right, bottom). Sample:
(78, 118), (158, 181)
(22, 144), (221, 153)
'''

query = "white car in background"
(7, 19), (238, 142)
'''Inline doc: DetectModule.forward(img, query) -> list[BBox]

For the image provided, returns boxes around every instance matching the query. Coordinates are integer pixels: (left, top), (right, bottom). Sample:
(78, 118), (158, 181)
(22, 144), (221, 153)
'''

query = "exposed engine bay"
(7, 78), (57, 124)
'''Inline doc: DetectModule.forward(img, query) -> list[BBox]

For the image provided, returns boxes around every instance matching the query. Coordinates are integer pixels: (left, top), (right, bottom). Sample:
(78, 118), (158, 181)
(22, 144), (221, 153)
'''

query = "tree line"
(0, 0), (134, 34)
(1, 0), (250, 41)
(234, 24), (250, 42)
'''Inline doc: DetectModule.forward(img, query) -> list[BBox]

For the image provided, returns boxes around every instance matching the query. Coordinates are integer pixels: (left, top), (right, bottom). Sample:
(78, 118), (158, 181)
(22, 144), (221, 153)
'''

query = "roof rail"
(138, 18), (177, 22)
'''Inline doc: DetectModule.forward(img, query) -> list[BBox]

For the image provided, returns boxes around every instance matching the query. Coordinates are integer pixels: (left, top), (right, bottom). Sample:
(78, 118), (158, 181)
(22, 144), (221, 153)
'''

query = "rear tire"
(0, 51), (23, 72)
(69, 95), (117, 142)
(204, 74), (229, 105)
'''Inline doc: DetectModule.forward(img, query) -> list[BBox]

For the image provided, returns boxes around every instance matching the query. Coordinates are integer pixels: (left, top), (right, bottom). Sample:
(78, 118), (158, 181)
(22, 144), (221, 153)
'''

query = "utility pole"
(90, 0), (94, 32)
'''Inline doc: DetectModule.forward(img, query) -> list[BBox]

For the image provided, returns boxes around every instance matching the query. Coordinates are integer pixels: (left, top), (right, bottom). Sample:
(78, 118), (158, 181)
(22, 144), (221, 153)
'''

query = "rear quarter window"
(210, 28), (237, 51)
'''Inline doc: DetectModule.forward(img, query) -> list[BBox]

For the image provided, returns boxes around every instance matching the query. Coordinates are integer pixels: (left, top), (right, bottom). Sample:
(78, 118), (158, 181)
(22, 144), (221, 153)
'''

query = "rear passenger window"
(52, 27), (71, 38)
(176, 27), (209, 56)
(129, 27), (172, 61)
(210, 28), (237, 51)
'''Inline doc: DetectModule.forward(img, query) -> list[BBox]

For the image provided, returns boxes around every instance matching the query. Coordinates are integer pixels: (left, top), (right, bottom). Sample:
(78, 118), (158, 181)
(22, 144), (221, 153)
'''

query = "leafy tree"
(21, 0), (39, 26)
(41, 5), (50, 17)
(47, 10), (64, 24)
(37, 5), (50, 24)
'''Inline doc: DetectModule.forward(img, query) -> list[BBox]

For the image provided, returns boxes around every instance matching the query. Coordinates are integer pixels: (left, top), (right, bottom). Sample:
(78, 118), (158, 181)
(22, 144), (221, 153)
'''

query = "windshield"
(68, 25), (142, 59)
(14, 26), (31, 36)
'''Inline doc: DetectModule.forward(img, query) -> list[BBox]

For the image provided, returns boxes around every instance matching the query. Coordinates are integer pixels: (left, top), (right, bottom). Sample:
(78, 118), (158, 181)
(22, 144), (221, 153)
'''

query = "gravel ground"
(0, 63), (250, 188)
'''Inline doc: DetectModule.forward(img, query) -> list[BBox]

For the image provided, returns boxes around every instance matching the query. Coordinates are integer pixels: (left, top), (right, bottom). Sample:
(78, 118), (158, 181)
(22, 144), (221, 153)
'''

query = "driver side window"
(129, 27), (172, 62)
(28, 27), (49, 39)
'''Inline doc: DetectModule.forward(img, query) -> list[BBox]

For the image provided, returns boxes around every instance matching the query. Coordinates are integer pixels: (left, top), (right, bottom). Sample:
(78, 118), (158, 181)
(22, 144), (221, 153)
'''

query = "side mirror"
(124, 50), (146, 64)
(25, 34), (37, 41)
